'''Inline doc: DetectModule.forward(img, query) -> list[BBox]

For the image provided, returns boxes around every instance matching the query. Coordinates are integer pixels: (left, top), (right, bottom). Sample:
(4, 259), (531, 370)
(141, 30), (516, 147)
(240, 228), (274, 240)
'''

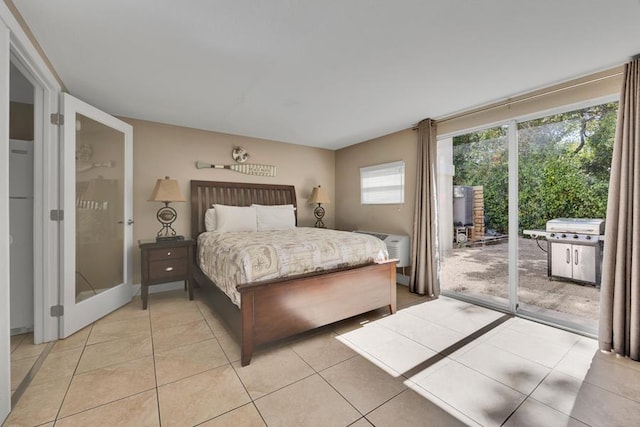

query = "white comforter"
(198, 227), (388, 307)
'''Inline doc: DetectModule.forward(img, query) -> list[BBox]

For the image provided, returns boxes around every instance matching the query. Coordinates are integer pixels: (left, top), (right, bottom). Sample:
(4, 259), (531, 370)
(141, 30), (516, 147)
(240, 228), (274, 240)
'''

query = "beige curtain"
(599, 57), (640, 360)
(409, 118), (439, 296)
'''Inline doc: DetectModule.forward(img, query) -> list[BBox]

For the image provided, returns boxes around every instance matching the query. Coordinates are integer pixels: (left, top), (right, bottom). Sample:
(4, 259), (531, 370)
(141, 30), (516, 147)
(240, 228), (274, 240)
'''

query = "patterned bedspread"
(197, 227), (389, 307)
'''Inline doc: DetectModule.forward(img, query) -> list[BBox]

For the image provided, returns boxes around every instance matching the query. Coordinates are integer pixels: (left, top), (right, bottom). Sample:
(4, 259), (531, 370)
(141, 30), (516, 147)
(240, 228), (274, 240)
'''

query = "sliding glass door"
(437, 100), (617, 335)
(438, 125), (510, 309)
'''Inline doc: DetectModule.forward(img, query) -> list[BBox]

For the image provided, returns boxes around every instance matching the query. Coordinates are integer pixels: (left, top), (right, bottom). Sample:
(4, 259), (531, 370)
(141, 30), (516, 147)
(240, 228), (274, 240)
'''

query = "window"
(360, 160), (405, 204)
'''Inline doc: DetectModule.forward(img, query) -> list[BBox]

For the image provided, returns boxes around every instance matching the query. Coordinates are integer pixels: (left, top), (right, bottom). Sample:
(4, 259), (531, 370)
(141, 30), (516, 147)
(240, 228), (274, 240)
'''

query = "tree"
(452, 102), (617, 234)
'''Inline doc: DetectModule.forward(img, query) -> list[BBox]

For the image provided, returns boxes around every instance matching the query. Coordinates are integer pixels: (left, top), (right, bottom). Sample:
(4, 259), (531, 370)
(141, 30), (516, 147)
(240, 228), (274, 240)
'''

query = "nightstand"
(139, 239), (195, 309)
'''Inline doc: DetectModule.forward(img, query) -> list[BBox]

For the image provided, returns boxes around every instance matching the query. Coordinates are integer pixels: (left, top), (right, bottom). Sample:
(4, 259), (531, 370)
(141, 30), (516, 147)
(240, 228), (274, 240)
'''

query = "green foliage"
(452, 102), (617, 233)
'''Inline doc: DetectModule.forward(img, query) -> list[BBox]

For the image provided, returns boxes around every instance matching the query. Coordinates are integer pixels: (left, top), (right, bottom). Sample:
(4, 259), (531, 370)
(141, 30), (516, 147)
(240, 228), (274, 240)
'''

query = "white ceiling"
(12, 0), (640, 150)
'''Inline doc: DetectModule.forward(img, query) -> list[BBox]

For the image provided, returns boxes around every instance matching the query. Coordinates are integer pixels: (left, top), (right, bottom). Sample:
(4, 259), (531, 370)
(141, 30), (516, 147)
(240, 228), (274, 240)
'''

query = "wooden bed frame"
(190, 180), (397, 366)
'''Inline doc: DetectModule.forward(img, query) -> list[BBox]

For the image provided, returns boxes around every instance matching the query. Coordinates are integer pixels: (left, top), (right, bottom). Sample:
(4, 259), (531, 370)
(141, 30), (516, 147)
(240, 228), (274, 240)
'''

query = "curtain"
(599, 57), (640, 360)
(409, 118), (439, 296)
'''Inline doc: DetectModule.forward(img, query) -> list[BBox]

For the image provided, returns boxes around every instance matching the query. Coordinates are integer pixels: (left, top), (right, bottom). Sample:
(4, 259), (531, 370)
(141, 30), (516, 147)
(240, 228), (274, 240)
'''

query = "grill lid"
(546, 218), (604, 235)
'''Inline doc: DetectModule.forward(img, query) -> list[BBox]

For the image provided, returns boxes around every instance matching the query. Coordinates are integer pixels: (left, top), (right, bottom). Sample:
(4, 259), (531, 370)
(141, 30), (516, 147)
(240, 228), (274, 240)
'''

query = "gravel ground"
(440, 237), (600, 323)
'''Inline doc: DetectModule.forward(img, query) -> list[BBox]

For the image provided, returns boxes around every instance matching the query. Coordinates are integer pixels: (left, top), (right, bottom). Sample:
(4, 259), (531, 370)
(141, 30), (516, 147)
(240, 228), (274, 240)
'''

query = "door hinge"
(50, 113), (64, 125)
(50, 305), (64, 317)
(50, 209), (64, 221)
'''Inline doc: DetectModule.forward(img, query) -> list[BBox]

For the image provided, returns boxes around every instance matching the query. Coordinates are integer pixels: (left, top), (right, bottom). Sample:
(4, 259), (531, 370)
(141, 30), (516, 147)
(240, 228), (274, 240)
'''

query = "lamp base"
(156, 235), (184, 242)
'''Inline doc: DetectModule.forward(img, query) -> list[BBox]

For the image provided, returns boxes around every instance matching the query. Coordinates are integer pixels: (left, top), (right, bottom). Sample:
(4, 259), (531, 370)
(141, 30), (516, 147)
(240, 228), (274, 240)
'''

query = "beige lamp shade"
(148, 176), (186, 203)
(308, 185), (330, 204)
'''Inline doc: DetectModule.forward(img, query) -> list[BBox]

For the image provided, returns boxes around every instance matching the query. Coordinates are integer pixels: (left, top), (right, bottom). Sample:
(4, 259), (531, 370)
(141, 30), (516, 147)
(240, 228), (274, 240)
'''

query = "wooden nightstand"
(139, 239), (195, 309)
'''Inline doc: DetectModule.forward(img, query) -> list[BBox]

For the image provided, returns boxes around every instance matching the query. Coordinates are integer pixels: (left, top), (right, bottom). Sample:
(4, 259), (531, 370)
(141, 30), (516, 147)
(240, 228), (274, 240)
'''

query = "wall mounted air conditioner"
(353, 231), (411, 267)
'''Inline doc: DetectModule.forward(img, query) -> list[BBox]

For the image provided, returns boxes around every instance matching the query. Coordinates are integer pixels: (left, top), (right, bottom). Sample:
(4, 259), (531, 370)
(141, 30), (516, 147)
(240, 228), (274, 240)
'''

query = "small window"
(360, 161), (405, 204)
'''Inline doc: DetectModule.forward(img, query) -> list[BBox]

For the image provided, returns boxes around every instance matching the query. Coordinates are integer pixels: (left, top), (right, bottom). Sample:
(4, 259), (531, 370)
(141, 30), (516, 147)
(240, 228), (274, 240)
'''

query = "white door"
(60, 93), (133, 337)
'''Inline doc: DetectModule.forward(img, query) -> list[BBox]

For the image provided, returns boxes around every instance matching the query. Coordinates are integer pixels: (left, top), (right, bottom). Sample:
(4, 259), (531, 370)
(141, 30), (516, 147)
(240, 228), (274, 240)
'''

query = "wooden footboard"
(238, 260), (397, 366)
(194, 260), (397, 366)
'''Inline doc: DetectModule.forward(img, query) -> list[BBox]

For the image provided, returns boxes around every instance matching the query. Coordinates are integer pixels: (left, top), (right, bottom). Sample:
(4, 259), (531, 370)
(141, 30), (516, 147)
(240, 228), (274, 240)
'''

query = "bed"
(190, 180), (397, 366)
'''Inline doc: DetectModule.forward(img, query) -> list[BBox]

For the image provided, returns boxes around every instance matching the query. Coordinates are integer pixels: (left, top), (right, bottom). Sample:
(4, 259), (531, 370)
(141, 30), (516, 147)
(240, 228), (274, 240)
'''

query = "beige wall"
(335, 128), (416, 237)
(124, 118), (335, 283)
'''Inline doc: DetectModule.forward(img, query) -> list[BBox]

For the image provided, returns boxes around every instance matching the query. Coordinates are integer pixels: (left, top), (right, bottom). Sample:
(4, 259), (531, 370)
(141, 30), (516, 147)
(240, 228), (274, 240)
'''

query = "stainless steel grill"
(524, 218), (604, 287)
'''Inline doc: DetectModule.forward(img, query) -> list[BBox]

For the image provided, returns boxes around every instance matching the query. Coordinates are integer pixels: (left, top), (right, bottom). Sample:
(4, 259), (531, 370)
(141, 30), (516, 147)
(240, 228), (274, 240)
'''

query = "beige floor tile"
(367, 388), (479, 427)
(432, 305), (506, 335)
(158, 365), (250, 427)
(289, 330), (357, 371)
(553, 336), (599, 381)
(506, 318), (582, 348)
(570, 380), (640, 426)
(338, 322), (437, 376)
(581, 351), (640, 402)
(374, 310), (467, 353)
(76, 334), (152, 374)
(51, 326), (91, 353)
(58, 356), (156, 418)
(149, 299), (202, 329)
(403, 297), (476, 323)
(212, 324), (241, 362)
(503, 398), (589, 427)
(530, 370), (584, 415)
(456, 342), (550, 394)
(155, 338), (228, 385)
(54, 389), (159, 427)
(199, 403), (265, 427)
(396, 285), (429, 309)
(233, 345), (314, 399)
(4, 374), (72, 426)
(415, 360), (525, 426)
(485, 328), (573, 368)
(10, 355), (38, 391)
(320, 355), (406, 414)
(151, 318), (214, 352)
(87, 315), (151, 345)
(349, 418), (374, 427)
(10, 333), (27, 352)
(254, 374), (360, 427)
(10, 334), (48, 361)
(31, 347), (83, 385)
(94, 298), (149, 325)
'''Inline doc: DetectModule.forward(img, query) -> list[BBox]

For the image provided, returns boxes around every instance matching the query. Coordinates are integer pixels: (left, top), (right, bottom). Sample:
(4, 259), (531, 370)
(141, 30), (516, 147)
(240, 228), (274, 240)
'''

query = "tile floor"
(9, 333), (49, 398)
(4, 285), (640, 426)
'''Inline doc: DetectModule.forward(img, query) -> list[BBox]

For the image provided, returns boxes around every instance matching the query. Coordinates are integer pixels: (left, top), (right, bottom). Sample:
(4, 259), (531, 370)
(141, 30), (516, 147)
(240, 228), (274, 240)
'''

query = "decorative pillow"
(204, 208), (216, 232)
(253, 204), (296, 231)
(213, 204), (257, 232)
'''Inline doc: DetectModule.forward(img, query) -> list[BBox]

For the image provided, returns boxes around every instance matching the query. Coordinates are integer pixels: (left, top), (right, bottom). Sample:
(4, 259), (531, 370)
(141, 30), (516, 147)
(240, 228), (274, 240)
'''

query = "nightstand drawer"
(148, 259), (188, 281)
(148, 246), (188, 261)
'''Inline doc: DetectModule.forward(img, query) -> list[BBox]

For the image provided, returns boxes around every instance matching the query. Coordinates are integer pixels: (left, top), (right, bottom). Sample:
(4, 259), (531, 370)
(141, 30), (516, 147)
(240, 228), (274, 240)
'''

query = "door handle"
(165, 267), (174, 272)
(575, 249), (578, 265)
(566, 248), (570, 264)
(127, 219), (134, 225)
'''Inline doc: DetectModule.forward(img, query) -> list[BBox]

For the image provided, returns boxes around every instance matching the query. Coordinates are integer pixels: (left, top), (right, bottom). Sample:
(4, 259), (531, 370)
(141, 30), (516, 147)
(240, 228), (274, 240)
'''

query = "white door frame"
(1, 2), (61, 422)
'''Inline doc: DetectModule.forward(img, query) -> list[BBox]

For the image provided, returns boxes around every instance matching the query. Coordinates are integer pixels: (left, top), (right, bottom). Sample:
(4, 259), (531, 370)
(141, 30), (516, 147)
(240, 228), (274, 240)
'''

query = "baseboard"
(131, 281), (185, 297)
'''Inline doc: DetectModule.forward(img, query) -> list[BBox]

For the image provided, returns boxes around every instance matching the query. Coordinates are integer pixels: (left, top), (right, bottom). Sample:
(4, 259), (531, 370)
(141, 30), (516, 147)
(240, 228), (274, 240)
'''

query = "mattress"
(197, 227), (389, 307)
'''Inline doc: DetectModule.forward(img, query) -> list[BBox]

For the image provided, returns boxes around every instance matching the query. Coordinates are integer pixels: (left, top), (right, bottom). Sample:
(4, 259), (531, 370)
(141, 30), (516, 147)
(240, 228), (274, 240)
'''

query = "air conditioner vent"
(353, 230), (411, 267)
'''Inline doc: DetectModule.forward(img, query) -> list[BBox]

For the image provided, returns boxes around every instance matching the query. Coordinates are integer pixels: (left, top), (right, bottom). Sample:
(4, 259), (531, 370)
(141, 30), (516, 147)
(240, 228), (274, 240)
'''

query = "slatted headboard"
(190, 180), (298, 239)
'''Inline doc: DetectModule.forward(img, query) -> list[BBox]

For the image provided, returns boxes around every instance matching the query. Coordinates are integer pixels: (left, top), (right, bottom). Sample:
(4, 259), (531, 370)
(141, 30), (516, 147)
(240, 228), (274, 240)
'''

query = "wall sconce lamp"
(308, 185), (330, 228)
(148, 176), (186, 241)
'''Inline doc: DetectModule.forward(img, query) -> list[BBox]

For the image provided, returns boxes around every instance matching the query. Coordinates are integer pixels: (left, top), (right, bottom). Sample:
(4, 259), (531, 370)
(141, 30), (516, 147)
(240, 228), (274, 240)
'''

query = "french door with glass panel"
(61, 93), (133, 337)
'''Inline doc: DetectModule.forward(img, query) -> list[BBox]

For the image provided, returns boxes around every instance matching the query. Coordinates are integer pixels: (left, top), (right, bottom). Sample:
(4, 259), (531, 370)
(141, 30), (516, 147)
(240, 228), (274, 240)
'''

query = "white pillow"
(213, 204), (257, 232)
(204, 208), (216, 232)
(253, 204), (296, 231)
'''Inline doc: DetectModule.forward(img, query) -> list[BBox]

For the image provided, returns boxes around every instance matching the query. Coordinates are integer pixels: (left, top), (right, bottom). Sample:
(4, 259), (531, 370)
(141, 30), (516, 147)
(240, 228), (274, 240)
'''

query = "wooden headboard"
(190, 180), (298, 239)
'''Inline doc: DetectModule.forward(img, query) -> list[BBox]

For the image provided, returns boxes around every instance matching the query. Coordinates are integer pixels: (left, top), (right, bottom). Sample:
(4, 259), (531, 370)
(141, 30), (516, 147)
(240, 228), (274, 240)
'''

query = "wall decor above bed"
(195, 161), (277, 177)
